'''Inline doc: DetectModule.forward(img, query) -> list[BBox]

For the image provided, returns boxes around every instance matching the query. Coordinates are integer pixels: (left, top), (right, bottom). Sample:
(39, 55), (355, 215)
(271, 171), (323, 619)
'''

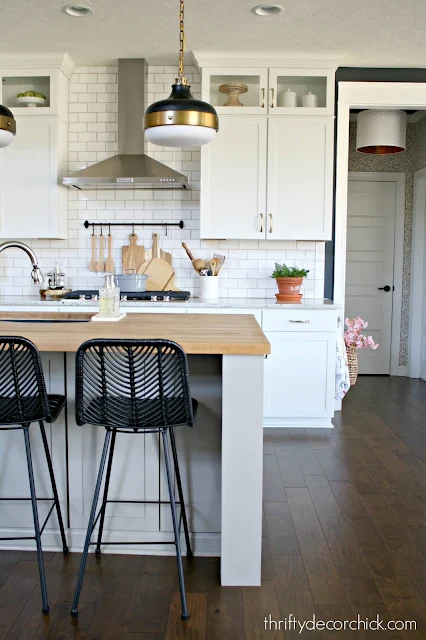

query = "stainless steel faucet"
(0, 241), (44, 284)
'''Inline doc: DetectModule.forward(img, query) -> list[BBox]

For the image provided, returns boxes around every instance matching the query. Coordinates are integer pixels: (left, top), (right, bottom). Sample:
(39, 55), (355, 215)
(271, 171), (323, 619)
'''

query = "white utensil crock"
(199, 275), (219, 301)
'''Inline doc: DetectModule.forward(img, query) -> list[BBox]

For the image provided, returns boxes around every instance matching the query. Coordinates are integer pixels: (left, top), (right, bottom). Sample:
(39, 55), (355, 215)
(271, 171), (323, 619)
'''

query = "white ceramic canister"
(302, 91), (319, 108)
(281, 87), (298, 107)
(199, 275), (219, 301)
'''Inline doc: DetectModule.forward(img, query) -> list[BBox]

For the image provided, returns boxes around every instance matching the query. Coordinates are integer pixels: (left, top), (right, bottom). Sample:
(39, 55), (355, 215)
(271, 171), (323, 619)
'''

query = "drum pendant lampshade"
(356, 110), (406, 155)
(0, 104), (16, 148)
(144, 0), (218, 148)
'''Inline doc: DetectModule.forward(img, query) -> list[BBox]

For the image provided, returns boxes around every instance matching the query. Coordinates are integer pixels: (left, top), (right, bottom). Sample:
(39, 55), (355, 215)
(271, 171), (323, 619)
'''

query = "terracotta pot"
(275, 277), (303, 303)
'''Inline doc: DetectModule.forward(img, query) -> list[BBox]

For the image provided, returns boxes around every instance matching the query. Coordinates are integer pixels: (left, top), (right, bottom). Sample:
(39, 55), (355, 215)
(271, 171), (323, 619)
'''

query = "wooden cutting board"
(138, 258), (179, 291)
(137, 234), (179, 290)
(138, 233), (179, 290)
(144, 233), (172, 264)
(122, 233), (146, 272)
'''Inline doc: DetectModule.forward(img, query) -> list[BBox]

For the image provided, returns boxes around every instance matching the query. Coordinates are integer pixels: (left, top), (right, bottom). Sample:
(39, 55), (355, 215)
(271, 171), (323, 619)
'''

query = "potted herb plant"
(271, 263), (309, 302)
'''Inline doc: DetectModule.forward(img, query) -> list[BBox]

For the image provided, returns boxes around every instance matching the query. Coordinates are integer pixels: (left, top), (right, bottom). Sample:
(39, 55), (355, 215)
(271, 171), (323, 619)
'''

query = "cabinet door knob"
(378, 285), (391, 292)
(270, 88), (275, 108)
(261, 88), (265, 108)
(269, 214), (273, 234)
(259, 213), (264, 233)
(289, 319), (310, 323)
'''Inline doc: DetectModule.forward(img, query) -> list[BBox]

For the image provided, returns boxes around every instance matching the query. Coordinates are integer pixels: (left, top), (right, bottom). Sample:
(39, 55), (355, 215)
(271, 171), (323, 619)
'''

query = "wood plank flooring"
(2, 376), (426, 638)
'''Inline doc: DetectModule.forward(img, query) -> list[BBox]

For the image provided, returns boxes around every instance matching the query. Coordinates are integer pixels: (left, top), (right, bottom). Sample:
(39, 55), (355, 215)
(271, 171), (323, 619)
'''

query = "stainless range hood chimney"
(62, 59), (188, 190)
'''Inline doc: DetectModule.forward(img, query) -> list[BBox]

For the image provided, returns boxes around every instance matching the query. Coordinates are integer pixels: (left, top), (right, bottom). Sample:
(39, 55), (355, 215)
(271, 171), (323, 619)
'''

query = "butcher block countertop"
(0, 312), (271, 356)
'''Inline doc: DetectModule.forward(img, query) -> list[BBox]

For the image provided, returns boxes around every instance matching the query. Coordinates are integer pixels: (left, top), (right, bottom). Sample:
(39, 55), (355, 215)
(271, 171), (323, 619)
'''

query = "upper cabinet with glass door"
(195, 53), (341, 117)
(0, 53), (74, 121)
(268, 68), (335, 115)
(201, 67), (268, 115)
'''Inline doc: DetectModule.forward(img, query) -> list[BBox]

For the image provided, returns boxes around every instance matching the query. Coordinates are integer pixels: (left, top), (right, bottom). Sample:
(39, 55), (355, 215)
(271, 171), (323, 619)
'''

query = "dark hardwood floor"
(2, 376), (426, 638)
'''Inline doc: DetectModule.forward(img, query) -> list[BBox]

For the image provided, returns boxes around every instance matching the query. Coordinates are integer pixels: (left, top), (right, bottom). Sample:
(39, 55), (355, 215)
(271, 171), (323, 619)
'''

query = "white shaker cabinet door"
(0, 115), (68, 239)
(264, 331), (335, 418)
(200, 116), (267, 240)
(267, 116), (334, 241)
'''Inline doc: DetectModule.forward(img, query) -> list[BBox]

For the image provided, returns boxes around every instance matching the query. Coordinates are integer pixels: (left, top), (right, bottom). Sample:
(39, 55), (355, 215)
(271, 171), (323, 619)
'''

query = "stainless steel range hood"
(62, 59), (188, 190)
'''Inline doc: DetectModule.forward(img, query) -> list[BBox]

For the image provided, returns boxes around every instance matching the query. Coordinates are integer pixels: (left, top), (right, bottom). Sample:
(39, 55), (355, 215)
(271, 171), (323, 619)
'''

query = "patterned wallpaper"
(348, 118), (426, 366)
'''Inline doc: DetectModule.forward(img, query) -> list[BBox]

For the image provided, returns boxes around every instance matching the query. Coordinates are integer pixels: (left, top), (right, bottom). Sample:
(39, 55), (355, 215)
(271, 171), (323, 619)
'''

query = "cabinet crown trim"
(0, 52), (75, 78)
(193, 51), (344, 70)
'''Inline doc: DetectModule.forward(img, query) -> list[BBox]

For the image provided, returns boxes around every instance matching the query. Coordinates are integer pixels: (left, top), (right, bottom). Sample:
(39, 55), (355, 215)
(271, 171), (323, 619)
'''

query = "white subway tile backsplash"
(0, 63), (325, 298)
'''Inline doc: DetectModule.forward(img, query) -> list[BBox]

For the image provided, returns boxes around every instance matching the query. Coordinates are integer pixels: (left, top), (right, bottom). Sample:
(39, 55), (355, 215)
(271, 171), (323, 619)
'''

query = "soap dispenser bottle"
(99, 274), (120, 316)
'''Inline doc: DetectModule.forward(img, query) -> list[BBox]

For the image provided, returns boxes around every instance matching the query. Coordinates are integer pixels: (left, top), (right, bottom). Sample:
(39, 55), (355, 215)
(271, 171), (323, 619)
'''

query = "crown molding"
(0, 53), (75, 79)
(193, 51), (345, 70)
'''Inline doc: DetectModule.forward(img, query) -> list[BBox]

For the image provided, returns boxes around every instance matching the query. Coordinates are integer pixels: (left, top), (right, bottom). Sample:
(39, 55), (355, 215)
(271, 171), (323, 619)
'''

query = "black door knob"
(378, 285), (391, 292)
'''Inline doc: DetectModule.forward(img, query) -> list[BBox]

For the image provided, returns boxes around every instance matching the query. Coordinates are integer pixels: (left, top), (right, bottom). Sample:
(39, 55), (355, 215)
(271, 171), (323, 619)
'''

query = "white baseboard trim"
(264, 418), (334, 429)
(0, 529), (221, 556)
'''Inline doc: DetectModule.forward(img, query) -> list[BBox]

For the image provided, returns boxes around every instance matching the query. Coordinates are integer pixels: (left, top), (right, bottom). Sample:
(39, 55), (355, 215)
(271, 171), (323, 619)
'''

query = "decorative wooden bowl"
(218, 82), (248, 107)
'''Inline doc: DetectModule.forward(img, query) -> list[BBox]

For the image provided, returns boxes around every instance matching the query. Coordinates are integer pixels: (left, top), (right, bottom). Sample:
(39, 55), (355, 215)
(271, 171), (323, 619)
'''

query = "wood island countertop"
(0, 312), (271, 355)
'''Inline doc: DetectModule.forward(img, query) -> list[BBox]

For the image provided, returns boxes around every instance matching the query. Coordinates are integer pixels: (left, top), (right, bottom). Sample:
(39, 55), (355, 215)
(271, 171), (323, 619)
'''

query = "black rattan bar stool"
(71, 338), (197, 621)
(0, 337), (69, 615)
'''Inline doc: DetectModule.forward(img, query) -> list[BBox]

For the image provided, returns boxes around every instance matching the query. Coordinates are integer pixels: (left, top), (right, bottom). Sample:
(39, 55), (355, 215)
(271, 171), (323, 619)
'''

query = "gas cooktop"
(63, 290), (191, 301)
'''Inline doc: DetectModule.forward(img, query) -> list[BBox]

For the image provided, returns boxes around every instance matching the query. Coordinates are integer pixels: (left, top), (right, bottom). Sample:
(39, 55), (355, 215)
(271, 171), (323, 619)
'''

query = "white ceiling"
(1, 0), (426, 67)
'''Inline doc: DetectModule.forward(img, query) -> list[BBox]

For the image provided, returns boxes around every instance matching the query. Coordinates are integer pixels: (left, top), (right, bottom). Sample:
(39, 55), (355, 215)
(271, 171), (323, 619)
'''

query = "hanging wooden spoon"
(97, 228), (105, 272)
(105, 225), (115, 273)
(89, 225), (97, 272)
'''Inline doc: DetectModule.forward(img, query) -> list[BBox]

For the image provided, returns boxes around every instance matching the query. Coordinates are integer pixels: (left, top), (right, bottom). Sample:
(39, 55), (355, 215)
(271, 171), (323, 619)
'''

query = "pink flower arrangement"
(344, 317), (379, 350)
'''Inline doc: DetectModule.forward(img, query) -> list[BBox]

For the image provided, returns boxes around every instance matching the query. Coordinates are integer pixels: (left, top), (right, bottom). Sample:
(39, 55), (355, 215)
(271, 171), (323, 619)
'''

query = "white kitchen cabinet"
(201, 115), (334, 241)
(200, 116), (267, 239)
(262, 309), (337, 428)
(0, 54), (73, 239)
(196, 53), (340, 241)
(268, 68), (335, 115)
(201, 67), (268, 115)
(267, 116), (334, 240)
(0, 115), (68, 238)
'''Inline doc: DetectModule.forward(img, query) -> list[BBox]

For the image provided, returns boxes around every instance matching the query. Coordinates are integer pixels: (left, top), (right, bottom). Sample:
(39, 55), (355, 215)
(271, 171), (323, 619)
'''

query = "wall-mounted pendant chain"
(178, 0), (185, 80)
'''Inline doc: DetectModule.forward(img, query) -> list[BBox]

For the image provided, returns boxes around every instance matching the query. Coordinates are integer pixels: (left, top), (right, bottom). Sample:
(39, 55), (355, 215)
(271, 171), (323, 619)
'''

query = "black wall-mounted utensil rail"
(83, 220), (184, 234)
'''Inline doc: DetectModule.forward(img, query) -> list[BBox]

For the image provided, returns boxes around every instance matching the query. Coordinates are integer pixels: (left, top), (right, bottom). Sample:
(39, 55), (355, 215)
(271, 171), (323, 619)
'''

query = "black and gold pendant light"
(0, 104), (16, 148)
(144, 0), (219, 148)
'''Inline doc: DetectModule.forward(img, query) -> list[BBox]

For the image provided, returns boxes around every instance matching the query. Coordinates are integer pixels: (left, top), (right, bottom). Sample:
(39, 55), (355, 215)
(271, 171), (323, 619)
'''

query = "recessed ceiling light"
(62, 4), (94, 17)
(252, 4), (284, 16)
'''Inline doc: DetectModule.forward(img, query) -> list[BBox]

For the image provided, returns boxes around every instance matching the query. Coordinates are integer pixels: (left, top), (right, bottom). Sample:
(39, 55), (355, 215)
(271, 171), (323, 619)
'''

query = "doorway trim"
(408, 167), (426, 378)
(335, 81), (426, 376)
(348, 172), (405, 376)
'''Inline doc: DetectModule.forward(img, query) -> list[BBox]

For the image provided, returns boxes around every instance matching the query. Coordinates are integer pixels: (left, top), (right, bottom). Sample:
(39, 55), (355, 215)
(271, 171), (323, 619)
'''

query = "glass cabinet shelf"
(276, 76), (327, 109)
(204, 68), (268, 114)
(1, 76), (51, 109)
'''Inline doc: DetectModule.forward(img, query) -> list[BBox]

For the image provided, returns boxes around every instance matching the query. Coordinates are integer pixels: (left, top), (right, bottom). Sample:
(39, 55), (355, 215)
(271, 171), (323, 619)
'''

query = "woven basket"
(346, 345), (358, 386)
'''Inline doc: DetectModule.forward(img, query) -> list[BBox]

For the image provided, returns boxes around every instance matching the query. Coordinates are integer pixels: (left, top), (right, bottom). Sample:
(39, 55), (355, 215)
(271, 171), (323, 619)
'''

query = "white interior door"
(345, 178), (396, 374)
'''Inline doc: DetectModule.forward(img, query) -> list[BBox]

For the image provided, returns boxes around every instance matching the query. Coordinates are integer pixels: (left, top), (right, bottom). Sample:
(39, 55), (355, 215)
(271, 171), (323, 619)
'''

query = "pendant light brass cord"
(177, 0), (188, 85)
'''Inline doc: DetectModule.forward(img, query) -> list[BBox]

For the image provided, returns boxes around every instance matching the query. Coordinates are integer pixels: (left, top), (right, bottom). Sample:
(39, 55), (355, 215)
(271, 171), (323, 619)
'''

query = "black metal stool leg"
(169, 428), (193, 559)
(39, 421), (69, 555)
(162, 429), (189, 622)
(23, 425), (50, 615)
(95, 428), (117, 556)
(71, 430), (112, 618)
